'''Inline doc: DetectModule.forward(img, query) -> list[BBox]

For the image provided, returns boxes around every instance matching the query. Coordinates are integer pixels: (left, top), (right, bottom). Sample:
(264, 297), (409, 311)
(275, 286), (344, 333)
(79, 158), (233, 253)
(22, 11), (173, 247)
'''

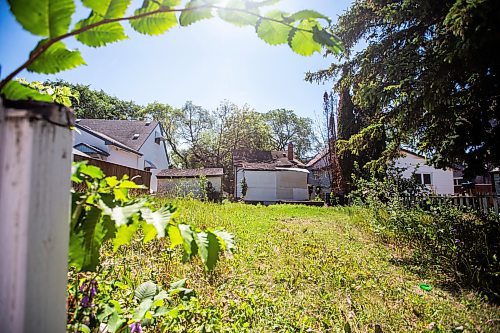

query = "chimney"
(287, 142), (294, 161)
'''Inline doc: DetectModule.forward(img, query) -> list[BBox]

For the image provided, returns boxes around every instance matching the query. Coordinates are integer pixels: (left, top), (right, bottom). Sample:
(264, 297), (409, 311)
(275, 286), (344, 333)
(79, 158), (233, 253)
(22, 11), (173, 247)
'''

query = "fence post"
(0, 100), (74, 333)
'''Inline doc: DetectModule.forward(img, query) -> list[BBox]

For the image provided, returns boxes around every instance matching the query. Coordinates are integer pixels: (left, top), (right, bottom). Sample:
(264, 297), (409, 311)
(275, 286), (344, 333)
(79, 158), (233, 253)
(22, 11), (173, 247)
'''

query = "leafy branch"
(1, 0), (343, 100)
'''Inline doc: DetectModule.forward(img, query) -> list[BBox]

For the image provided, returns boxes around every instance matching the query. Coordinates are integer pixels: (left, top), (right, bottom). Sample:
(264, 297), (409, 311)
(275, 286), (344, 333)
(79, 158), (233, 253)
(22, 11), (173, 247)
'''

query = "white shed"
(156, 168), (223, 197)
(235, 167), (309, 202)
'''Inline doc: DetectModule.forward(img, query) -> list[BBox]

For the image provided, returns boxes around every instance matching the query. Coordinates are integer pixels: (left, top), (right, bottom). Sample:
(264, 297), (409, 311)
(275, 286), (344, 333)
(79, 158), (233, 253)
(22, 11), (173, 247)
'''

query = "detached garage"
(232, 144), (309, 202)
(156, 168), (223, 197)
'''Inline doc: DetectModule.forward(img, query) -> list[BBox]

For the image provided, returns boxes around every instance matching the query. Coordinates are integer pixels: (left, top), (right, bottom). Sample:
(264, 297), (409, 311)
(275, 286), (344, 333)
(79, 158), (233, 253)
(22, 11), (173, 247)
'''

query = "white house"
(305, 147), (455, 195)
(394, 149), (454, 195)
(73, 119), (170, 192)
(233, 143), (310, 202)
(156, 168), (223, 197)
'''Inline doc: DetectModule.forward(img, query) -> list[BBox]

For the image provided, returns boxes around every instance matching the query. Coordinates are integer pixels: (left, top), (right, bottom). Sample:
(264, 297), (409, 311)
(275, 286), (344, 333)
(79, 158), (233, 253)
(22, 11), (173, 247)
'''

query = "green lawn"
(105, 200), (499, 332)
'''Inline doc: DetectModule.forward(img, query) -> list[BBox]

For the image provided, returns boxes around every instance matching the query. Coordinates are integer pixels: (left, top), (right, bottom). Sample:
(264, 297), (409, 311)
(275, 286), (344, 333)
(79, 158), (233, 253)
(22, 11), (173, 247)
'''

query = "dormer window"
(132, 134), (140, 140)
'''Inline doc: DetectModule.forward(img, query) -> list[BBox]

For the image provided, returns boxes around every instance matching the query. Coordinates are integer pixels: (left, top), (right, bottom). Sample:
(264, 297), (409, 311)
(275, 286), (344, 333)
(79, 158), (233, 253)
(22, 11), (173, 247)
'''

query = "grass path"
(112, 200), (499, 332)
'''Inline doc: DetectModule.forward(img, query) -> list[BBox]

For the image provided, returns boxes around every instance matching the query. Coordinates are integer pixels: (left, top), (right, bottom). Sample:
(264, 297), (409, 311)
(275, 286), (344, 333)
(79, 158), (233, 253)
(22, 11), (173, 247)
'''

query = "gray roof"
(74, 142), (110, 156)
(76, 119), (159, 152)
(157, 168), (224, 178)
(232, 149), (305, 170)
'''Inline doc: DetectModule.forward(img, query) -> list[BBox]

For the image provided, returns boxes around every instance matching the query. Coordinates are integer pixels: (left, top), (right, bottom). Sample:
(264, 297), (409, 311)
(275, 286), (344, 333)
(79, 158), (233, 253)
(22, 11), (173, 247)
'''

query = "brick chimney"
(287, 142), (294, 161)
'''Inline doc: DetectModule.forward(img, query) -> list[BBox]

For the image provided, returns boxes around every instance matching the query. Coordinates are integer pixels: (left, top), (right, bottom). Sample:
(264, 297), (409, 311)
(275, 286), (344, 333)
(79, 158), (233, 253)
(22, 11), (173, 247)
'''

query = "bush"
(350, 168), (500, 301)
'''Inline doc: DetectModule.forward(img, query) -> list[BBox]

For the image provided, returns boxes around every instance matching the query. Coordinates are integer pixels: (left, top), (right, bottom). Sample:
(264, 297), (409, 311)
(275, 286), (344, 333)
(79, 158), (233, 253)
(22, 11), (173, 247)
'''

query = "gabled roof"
(232, 149), (305, 170)
(74, 142), (110, 156)
(157, 168), (224, 178)
(76, 119), (160, 152)
(306, 148), (328, 167)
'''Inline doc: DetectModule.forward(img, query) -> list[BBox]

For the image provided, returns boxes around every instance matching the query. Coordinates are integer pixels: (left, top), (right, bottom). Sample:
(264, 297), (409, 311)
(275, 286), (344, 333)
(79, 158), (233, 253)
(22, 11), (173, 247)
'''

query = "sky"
(0, 0), (353, 119)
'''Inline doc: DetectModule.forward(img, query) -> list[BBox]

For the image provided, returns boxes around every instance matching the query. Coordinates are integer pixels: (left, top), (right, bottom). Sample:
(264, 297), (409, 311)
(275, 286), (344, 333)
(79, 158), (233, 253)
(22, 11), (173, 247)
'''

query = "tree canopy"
(307, 0), (500, 176)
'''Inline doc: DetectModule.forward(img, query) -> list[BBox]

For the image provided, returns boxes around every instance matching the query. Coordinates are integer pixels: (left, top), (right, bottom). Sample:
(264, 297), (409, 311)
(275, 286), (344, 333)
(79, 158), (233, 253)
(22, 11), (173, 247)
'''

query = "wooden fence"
(403, 194), (500, 214)
(74, 155), (151, 193)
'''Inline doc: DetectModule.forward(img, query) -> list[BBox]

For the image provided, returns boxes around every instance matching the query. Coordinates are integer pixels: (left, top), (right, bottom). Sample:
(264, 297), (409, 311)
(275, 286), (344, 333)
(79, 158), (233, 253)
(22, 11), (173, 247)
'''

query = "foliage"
(1, 0), (343, 101)
(70, 161), (234, 272)
(350, 168), (500, 300)
(264, 108), (316, 160)
(46, 79), (143, 119)
(67, 276), (209, 333)
(240, 177), (248, 198)
(1, 78), (79, 107)
(306, 0), (500, 176)
(86, 199), (500, 332)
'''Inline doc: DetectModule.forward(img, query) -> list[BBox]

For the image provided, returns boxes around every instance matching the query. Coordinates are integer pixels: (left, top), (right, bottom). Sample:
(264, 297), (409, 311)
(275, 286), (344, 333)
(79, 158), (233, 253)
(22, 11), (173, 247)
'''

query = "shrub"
(350, 167), (500, 301)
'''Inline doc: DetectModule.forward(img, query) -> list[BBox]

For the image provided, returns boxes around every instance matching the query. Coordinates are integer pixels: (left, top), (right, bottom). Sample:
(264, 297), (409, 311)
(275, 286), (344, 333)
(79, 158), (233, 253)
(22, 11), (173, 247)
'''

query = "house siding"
(394, 152), (454, 195)
(235, 169), (309, 201)
(138, 123), (170, 192)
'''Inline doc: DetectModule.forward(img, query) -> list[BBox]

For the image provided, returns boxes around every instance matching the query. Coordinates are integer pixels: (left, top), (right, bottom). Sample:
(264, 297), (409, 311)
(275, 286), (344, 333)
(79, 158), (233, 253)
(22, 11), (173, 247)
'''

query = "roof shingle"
(76, 119), (159, 151)
(157, 168), (224, 178)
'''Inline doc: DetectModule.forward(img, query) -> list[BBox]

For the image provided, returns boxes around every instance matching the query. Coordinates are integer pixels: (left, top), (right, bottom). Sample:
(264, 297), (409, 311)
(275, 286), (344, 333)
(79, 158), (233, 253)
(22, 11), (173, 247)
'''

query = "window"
(413, 173), (432, 185)
(313, 171), (320, 180)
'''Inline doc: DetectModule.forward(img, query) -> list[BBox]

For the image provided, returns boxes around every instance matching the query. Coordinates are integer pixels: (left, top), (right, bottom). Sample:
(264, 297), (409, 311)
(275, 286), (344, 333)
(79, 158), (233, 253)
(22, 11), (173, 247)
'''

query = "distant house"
(73, 119), (170, 192)
(452, 166), (496, 195)
(306, 148), (455, 195)
(394, 149), (454, 195)
(233, 143), (309, 202)
(156, 168), (223, 197)
(305, 148), (331, 196)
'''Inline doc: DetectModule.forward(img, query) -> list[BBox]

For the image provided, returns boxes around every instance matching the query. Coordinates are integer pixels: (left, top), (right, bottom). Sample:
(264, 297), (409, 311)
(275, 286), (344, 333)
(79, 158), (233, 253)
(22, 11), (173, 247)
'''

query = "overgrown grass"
(101, 199), (500, 332)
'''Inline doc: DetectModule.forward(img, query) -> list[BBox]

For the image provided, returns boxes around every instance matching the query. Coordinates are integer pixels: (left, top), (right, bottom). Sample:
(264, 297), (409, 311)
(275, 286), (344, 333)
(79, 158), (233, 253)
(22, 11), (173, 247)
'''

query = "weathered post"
(0, 99), (74, 332)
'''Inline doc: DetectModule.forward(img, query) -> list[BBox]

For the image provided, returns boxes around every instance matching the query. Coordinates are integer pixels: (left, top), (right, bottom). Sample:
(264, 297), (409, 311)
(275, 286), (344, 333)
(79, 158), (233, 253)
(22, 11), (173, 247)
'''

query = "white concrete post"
(0, 99), (74, 333)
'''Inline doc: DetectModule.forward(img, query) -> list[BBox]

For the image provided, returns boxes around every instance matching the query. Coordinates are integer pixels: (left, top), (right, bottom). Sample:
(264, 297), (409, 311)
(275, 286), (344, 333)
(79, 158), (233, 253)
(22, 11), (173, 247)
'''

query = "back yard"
(92, 200), (499, 332)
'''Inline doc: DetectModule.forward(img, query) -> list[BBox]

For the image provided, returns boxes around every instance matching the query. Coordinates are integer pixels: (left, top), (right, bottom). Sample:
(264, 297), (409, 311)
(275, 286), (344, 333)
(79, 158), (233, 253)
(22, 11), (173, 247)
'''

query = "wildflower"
(80, 295), (91, 308)
(129, 322), (143, 333)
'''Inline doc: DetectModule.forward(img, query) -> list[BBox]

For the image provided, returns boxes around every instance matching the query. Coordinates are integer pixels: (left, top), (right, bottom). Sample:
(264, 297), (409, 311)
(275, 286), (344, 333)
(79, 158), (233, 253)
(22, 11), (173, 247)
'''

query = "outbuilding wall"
(394, 152), (454, 195)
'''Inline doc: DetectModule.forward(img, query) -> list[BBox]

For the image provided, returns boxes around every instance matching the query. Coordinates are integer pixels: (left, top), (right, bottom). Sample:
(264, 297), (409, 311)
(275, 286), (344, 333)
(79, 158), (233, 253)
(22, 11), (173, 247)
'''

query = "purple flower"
(80, 295), (91, 308)
(129, 322), (143, 333)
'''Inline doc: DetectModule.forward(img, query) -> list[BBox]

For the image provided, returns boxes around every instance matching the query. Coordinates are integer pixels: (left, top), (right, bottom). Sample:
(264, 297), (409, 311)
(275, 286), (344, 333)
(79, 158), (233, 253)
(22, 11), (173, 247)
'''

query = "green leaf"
(212, 229), (235, 252)
(217, 0), (258, 26)
(178, 224), (197, 259)
(113, 222), (140, 251)
(8, 0), (75, 37)
(135, 281), (158, 302)
(69, 207), (116, 271)
(167, 224), (184, 248)
(256, 11), (291, 45)
(287, 10), (331, 24)
(133, 299), (153, 321)
(99, 200), (144, 227)
(169, 278), (186, 289)
(0, 80), (53, 103)
(75, 15), (128, 47)
(179, 0), (213, 26)
(80, 164), (105, 179)
(206, 231), (221, 271)
(130, 2), (178, 35)
(312, 26), (343, 54)
(27, 41), (85, 74)
(107, 311), (126, 333)
(289, 20), (321, 56)
(81, 0), (131, 18)
(141, 207), (173, 237)
(142, 222), (158, 243)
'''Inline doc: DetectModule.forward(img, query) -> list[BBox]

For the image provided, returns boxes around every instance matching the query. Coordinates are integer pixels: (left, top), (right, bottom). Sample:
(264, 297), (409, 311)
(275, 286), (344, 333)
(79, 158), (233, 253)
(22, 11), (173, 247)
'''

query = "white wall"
(73, 128), (109, 154)
(138, 123), (170, 192)
(74, 129), (141, 170)
(158, 176), (222, 197)
(106, 146), (141, 170)
(236, 169), (309, 201)
(394, 152), (454, 195)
